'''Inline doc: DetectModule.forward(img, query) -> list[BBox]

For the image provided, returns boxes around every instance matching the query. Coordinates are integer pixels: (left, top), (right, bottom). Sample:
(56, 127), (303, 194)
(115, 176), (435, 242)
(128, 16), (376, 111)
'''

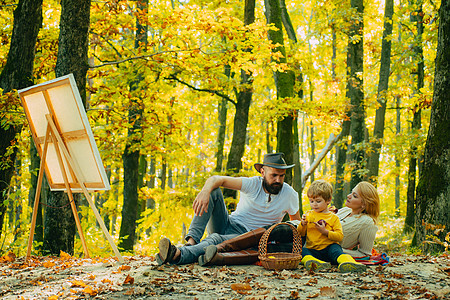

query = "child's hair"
(355, 181), (380, 223)
(307, 180), (333, 201)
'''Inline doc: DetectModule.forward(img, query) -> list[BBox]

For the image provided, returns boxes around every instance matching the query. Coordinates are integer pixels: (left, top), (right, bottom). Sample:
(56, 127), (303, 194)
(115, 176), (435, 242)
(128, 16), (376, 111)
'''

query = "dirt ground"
(0, 252), (449, 299)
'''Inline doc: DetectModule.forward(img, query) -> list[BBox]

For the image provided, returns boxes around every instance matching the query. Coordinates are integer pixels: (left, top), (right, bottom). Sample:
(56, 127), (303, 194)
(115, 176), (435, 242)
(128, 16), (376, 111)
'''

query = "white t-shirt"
(229, 176), (299, 231)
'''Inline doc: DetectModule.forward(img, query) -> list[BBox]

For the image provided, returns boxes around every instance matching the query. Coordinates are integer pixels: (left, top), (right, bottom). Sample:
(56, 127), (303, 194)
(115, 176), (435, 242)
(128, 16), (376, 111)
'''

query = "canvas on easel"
(18, 74), (124, 263)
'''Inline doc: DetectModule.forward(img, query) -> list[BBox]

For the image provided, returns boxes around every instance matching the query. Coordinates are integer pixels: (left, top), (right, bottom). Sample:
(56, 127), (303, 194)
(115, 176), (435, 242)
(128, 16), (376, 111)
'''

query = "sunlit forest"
(0, 0), (447, 261)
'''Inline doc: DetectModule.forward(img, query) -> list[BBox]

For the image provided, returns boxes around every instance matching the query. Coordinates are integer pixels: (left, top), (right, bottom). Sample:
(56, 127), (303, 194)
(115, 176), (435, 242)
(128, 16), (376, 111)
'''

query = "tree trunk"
(43, 0), (91, 256)
(215, 65), (230, 173)
(395, 96), (401, 217)
(224, 0), (255, 198)
(292, 115), (303, 215)
(348, 0), (366, 188)
(119, 0), (148, 252)
(225, 0), (255, 175)
(331, 14), (349, 209)
(309, 119), (315, 183)
(405, 1), (424, 234)
(0, 0), (42, 240)
(265, 0), (295, 184)
(366, 0), (394, 184)
(415, 0), (450, 253)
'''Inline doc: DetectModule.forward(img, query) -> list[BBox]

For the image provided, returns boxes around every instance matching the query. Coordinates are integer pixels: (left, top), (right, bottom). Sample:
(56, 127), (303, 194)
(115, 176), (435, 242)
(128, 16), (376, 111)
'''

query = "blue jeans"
(177, 233), (239, 264)
(177, 188), (248, 265)
(302, 243), (345, 265)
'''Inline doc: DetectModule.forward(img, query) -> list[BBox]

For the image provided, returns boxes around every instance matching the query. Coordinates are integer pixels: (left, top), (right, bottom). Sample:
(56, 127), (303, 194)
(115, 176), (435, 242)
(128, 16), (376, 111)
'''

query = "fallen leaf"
(118, 265), (131, 272)
(83, 286), (98, 296)
(124, 288), (134, 295)
(101, 278), (112, 284)
(320, 286), (336, 297)
(123, 274), (134, 285)
(4, 252), (16, 263)
(88, 274), (96, 280)
(306, 278), (318, 286)
(43, 261), (55, 268)
(60, 251), (72, 260)
(71, 280), (87, 288)
(231, 283), (252, 291)
(48, 295), (58, 300)
(290, 290), (300, 299)
(308, 292), (319, 298)
(201, 275), (213, 283)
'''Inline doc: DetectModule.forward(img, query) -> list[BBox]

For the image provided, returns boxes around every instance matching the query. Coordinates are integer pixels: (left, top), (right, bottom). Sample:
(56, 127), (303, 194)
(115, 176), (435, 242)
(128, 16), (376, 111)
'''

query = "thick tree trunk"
(43, 0), (91, 256)
(0, 0), (42, 240)
(119, 0), (148, 252)
(366, 0), (394, 184)
(331, 15), (349, 209)
(265, 0), (295, 184)
(225, 0), (255, 176)
(415, 0), (450, 252)
(405, 1), (424, 234)
(223, 0), (255, 198)
(348, 0), (366, 188)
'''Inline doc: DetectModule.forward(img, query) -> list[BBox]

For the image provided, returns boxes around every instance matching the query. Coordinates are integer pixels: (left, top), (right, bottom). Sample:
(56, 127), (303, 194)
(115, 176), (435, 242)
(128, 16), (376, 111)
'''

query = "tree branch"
(301, 132), (342, 188)
(89, 48), (202, 68)
(166, 74), (237, 106)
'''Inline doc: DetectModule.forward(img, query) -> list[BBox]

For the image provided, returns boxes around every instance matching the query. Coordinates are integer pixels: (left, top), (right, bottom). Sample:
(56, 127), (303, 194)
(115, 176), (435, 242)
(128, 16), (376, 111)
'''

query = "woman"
(337, 181), (380, 257)
(199, 181), (380, 266)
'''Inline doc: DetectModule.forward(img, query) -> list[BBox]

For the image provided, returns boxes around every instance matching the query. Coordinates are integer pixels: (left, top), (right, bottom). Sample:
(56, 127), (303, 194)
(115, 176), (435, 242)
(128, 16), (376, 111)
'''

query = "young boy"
(298, 180), (366, 272)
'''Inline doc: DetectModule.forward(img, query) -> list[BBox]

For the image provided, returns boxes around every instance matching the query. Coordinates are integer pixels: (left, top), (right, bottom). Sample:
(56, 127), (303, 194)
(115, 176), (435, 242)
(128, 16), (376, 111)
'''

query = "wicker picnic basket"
(258, 222), (302, 271)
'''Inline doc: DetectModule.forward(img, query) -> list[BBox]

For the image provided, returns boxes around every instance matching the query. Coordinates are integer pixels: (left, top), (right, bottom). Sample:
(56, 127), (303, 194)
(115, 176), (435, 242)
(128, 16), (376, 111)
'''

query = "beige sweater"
(337, 207), (378, 257)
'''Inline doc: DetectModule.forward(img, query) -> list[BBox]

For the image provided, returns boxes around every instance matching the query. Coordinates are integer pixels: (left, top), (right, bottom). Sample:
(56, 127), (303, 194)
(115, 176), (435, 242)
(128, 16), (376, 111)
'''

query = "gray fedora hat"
(254, 153), (295, 173)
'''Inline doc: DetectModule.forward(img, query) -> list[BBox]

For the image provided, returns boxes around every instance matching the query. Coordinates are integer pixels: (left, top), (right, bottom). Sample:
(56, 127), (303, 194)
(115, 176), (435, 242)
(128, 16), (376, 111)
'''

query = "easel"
(26, 114), (124, 263)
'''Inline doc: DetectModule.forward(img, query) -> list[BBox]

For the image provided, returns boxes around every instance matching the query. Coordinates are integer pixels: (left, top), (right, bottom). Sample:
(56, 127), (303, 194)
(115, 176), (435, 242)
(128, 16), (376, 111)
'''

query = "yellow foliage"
(136, 188), (198, 255)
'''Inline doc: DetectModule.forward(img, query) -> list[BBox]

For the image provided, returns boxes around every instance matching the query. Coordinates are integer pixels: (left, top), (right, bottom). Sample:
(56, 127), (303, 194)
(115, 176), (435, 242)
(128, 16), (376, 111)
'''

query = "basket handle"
(258, 222), (302, 256)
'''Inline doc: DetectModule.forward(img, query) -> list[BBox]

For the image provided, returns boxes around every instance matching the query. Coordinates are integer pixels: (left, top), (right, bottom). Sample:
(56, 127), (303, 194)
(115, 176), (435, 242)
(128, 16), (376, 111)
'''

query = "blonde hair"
(307, 180), (333, 201)
(355, 181), (380, 223)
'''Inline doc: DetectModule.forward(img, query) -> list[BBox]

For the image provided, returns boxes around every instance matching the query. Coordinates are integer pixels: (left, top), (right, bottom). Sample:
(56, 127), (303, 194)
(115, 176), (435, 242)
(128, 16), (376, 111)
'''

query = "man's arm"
(193, 175), (243, 216)
(289, 211), (301, 221)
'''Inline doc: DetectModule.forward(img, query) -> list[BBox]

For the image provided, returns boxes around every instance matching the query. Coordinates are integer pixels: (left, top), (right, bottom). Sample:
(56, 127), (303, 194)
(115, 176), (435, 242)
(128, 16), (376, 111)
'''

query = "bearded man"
(156, 153), (301, 265)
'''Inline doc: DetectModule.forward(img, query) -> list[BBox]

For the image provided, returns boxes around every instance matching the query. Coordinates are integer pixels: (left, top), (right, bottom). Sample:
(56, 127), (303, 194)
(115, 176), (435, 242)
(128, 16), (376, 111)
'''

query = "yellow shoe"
(337, 254), (366, 273)
(301, 255), (331, 272)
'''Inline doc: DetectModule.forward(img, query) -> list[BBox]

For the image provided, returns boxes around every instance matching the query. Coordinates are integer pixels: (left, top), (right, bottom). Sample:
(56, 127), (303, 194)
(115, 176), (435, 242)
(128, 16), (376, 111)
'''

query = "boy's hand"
(314, 221), (329, 236)
(301, 214), (308, 226)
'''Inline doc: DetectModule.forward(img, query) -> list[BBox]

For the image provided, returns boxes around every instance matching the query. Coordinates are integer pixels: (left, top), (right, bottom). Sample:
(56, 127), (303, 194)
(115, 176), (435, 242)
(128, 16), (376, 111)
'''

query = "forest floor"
(0, 251), (449, 300)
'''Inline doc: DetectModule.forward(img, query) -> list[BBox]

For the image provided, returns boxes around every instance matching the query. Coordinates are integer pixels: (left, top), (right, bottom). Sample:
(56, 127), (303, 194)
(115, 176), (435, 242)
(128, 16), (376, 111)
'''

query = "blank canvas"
(18, 74), (110, 192)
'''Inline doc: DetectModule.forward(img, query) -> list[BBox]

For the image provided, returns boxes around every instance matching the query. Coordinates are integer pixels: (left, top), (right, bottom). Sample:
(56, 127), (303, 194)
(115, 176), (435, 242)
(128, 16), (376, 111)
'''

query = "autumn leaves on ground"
(1, 250), (449, 299)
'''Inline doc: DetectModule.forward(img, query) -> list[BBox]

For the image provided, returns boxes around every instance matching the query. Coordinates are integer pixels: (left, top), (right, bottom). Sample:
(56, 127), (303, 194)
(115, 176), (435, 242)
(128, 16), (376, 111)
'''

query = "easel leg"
(82, 188), (125, 264)
(52, 133), (90, 258)
(27, 126), (50, 261)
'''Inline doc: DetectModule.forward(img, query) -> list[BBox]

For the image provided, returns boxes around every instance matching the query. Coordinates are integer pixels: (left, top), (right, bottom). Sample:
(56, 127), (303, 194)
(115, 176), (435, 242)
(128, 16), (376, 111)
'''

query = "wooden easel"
(26, 114), (124, 263)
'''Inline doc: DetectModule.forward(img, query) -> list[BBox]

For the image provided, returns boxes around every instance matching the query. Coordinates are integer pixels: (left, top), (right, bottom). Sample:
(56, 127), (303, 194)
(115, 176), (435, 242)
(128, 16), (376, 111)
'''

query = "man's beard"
(263, 178), (283, 195)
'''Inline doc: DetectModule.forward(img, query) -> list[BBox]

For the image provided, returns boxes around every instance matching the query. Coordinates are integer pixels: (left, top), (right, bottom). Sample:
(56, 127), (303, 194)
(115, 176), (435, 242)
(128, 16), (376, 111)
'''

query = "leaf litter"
(0, 252), (449, 299)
